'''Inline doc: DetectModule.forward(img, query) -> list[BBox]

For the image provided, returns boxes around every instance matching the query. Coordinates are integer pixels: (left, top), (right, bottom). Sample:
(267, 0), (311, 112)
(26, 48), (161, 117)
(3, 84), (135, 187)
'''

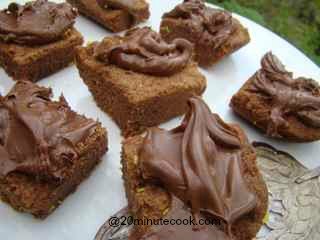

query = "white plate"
(0, 1), (320, 239)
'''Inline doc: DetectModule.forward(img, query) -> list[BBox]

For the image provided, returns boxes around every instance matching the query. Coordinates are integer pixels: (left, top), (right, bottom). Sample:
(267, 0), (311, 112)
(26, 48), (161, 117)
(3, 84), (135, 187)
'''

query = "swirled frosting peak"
(252, 52), (320, 136)
(163, 0), (235, 50)
(0, 81), (98, 182)
(140, 97), (257, 235)
(94, 27), (193, 76)
(0, 0), (77, 45)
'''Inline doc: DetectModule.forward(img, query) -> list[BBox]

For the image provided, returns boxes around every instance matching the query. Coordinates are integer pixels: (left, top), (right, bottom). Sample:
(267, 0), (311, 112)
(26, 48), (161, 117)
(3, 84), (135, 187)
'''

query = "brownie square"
(160, 0), (250, 67)
(0, 81), (108, 218)
(121, 109), (268, 240)
(230, 52), (320, 142)
(67, 0), (149, 32)
(75, 41), (206, 137)
(0, 28), (83, 82)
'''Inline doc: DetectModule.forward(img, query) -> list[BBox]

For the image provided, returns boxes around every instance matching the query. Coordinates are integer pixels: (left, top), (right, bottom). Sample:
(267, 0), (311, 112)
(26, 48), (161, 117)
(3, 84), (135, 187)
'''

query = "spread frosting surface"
(96, 0), (149, 23)
(0, 81), (97, 182)
(251, 52), (320, 137)
(163, 0), (235, 50)
(0, 0), (77, 45)
(139, 97), (257, 239)
(94, 27), (193, 76)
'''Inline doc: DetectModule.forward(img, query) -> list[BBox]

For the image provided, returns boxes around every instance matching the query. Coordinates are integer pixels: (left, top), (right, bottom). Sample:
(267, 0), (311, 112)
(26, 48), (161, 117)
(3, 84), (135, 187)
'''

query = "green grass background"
(207, 0), (320, 66)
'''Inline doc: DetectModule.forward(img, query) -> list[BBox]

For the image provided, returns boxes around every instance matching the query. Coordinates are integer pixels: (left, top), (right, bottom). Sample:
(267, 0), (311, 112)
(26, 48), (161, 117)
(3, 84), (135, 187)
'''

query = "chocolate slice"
(252, 52), (320, 133)
(0, 0), (77, 45)
(0, 81), (98, 182)
(137, 97), (258, 239)
(230, 52), (320, 141)
(162, 0), (236, 51)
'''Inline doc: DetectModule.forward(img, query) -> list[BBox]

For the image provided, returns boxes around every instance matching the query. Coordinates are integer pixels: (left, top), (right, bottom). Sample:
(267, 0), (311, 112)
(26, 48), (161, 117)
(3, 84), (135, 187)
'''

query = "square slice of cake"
(0, 0), (83, 82)
(0, 81), (108, 218)
(121, 97), (268, 240)
(0, 28), (83, 82)
(230, 52), (320, 142)
(160, 0), (250, 67)
(75, 27), (206, 136)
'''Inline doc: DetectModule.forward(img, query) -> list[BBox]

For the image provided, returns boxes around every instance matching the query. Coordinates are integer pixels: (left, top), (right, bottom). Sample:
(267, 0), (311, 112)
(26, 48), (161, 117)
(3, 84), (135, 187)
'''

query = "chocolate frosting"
(0, 81), (97, 182)
(139, 97), (257, 238)
(0, 0), (77, 46)
(163, 0), (235, 50)
(251, 52), (320, 137)
(96, 0), (149, 23)
(94, 27), (193, 76)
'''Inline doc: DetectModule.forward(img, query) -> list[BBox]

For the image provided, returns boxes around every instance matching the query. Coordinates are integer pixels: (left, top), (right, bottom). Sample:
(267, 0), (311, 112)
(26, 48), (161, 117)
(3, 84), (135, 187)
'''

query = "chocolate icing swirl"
(163, 0), (235, 50)
(94, 27), (193, 76)
(140, 97), (257, 238)
(251, 52), (320, 137)
(0, 81), (97, 182)
(96, 0), (149, 23)
(0, 0), (77, 46)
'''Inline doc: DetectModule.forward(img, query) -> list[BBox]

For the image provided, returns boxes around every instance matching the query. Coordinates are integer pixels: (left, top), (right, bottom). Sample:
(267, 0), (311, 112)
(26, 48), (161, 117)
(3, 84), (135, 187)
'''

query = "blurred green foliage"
(208, 0), (320, 66)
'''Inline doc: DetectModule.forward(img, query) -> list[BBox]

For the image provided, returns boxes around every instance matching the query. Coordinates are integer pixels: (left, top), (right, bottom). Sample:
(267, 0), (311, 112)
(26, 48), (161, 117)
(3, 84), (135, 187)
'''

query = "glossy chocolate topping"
(96, 0), (149, 23)
(251, 52), (320, 137)
(0, 81), (97, 182)
(94, 27), (193, 76)
(0, 0), (77, 46)
(139, 97), (257, 238)
(163, 0), (235, 50)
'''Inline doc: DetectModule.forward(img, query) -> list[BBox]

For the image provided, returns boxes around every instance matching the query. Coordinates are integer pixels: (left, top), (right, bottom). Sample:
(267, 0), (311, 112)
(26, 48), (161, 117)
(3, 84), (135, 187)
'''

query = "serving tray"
(0, 0), (319, 239)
